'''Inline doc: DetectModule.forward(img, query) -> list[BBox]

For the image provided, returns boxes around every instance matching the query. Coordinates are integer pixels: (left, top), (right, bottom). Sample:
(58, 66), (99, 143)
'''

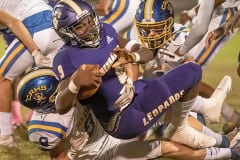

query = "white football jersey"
(73, 104), (121, 159)
(28, 108), (75, 150)
(100, 0), (141, 35)
(215, 0), (240, 9)
(28, 104), (121, 159)
(0, 0), (51, 21)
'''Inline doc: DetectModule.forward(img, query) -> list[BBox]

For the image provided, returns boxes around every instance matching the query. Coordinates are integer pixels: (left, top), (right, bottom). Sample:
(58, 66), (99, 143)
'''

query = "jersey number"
(57, 65), (65, 79)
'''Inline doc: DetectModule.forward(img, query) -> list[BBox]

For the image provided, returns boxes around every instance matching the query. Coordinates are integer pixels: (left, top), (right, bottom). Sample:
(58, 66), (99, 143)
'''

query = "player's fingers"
(205, 33), (212, 48)
(94, 76), (102, 84)
(226, 23), (233, 34)
(114, 95), (125, 106)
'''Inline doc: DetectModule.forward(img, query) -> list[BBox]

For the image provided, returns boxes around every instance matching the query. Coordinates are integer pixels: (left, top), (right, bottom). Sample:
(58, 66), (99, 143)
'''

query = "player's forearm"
(55, 86), (77, 114)
(0, 10), (38, 53)
(11, 20), (38, 52)
(50, 151), (73, 160)
(137, 46), (154, 64)
(179, 0), (214, 55)
(118, 36), (154, 63)
(51, 152), (68, 160)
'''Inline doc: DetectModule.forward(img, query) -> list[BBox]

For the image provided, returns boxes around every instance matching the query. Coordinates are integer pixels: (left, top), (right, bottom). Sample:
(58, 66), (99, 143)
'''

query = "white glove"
(67, 131), (89, 160)
(32, 49), (50, 67)
(113, 78), (135, 111)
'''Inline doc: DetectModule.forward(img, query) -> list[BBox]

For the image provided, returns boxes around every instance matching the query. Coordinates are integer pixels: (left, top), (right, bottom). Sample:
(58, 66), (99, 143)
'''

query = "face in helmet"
(135, 0), (174, 49)
(52, 0), (102, 48)
(17, 67), (59, 113)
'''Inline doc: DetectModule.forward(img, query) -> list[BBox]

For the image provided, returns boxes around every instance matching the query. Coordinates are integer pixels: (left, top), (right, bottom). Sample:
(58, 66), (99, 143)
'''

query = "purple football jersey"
(53, 23), (202, 139)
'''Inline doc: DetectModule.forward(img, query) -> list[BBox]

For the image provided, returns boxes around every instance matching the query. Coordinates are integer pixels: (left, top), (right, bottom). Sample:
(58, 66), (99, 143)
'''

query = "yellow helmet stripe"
(60, 0), (83, 16)
(144, 0), (154, 20)
(104, 0), (127, 24)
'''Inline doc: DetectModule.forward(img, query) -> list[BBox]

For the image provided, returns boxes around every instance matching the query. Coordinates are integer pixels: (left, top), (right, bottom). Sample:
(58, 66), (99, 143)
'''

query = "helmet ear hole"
(17, 67), (59, 113)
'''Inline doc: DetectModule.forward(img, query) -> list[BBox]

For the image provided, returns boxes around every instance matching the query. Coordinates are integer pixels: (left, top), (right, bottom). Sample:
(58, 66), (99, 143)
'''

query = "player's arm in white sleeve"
(176, 0), (215, 56)
(28, 110), (75, 159)
(0, 10), (50, 66)
(28, 113), (65, 152)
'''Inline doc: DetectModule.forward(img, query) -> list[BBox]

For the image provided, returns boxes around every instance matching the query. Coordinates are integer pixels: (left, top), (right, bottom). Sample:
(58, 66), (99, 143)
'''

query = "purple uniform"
(53, 23), (202, 139)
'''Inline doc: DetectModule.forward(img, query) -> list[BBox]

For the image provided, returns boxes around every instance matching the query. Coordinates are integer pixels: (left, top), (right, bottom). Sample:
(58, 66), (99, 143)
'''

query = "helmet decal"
(162, 0), (169, 10)
(17, 67), (59, 113)
(25, 85), (47, 103)
(61, 0), (83, 17)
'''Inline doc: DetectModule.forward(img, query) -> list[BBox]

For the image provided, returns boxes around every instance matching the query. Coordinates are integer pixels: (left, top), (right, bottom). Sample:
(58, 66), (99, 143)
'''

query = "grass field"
(0, 31), (240, 160)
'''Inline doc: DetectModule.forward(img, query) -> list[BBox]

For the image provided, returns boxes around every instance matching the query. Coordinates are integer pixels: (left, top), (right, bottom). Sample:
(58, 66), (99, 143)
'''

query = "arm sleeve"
(28, 110), (74, 150)
(179, 0), (215, 55)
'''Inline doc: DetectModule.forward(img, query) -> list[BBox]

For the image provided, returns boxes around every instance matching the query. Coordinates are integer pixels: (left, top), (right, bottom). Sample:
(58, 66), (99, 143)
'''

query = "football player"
(18, 67), (240, 160)
(51, 0), (232, 149)
(125, 0), (239, 134)
(179, 0), (240, 66)
(0, 0), (65, 147)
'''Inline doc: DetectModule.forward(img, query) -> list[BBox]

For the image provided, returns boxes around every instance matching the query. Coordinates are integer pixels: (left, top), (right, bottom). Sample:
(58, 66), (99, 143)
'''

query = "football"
(76, 64), (101, 100)
(77, 84), (100, 100)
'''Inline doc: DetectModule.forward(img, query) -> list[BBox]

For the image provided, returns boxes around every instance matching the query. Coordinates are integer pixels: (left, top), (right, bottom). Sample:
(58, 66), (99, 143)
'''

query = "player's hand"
(113, 78), (135, 111)
(179, 11), (192, 26)
(70, 131), (89, 151)
(112, 48), (135, 67)
(95, 0), (112, 16)
(71, 64), (103, 88)
(225, 14), (240, 35)
(237, 64), (240, 77)
(68, 131), (89, 159)
(174, 47), (184, 57)
(32, 49), (50, 66)
(205, 27), (224, 48)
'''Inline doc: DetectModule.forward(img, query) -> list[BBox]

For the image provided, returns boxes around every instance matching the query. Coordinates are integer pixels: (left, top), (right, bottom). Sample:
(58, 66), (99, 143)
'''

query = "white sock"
(171, 97), (196, 126)
(202, 125), (223, 147)
(171, 102), (182, 126)
(191, 96), (204, 113)
(205, 147), (231, 160)
(0, 112), (12, 136)
(181, 97), (197, 119)
(221, 102), (238, 123)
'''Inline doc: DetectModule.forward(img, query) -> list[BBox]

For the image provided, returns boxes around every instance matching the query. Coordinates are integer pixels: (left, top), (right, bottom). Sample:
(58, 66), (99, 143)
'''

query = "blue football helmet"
(17, 67), (59, 113)
(135, 0), (174, 49)
(52, 0), (102, 48)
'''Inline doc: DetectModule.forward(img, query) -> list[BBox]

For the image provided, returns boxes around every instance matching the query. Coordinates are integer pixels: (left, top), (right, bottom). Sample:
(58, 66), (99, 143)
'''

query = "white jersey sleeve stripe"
(28, 120), (68, 139)
(100, 0), (128, 24)
(172, 26), (190, 40)
(220, 8), (235, 24)
(195, 8), (235, 66)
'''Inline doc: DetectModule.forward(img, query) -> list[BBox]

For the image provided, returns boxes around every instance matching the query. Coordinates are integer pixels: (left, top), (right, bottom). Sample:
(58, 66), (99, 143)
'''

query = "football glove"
(113, 78), (135, 111)
(32, 49), (50, 67)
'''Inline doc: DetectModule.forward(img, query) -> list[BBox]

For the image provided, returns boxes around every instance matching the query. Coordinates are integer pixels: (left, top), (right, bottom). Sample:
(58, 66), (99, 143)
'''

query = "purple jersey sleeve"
(53, 23), (118, 81)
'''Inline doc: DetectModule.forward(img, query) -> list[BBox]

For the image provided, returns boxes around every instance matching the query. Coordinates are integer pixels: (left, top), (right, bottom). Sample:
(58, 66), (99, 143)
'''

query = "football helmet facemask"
(135, 0), (174, 49)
